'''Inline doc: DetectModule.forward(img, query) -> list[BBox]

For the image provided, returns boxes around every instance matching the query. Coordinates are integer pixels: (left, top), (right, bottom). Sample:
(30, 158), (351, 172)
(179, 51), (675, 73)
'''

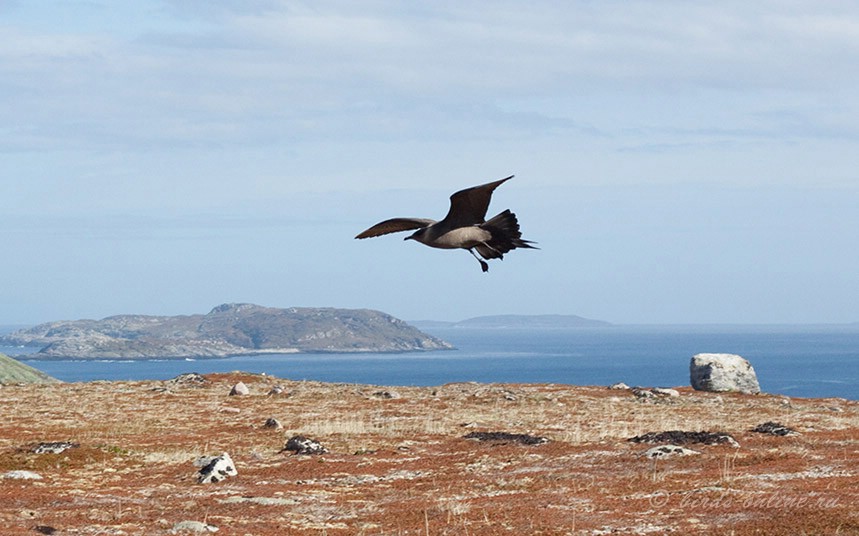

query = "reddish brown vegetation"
(1, 373), (857, 535)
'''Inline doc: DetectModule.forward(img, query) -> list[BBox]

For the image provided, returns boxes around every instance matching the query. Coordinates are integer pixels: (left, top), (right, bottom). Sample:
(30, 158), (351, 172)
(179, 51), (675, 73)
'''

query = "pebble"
(643, 445), (700, 459)
(2, 470), (43, 480)
(263, 418), (283, 429)
(172, 520), (219, 533)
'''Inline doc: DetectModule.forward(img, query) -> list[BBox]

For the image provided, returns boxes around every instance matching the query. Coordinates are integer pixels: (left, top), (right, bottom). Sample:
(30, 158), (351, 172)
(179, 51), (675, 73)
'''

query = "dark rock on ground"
(463, 431), (549, 445)
(283, 435), (328, 455)
(372, 390), (401, 399)
(628, 430), (739, 447)
(752, 421), (799, 436)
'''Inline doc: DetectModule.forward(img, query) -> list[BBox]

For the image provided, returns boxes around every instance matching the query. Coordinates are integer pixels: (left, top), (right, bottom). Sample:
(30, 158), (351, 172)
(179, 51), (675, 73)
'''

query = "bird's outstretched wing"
(442, 175), (514, 228)
(355, 218), (437, 239)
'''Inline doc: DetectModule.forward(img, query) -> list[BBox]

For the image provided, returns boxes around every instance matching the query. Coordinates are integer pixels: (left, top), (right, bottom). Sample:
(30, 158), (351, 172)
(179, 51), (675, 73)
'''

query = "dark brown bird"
(355, 175), (537, 272)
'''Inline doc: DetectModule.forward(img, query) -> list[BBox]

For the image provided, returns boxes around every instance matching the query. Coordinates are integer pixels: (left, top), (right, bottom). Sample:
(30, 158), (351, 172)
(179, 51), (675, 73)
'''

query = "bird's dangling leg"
(468, 248), (490, 272)
(479, 242), (504, 260)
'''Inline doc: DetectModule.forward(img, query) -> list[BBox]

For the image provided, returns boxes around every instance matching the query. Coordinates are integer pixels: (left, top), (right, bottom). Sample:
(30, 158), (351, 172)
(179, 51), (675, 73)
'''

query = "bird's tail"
(475, 209), (538, 260)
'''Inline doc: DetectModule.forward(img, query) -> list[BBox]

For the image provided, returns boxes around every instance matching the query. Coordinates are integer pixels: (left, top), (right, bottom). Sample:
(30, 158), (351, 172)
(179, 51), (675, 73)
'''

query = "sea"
(2, 325), (857, 400)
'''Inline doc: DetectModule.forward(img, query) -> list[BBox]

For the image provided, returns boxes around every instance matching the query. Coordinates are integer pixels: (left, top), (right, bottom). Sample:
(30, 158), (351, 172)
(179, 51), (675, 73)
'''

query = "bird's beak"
(404, 235), (413, 241)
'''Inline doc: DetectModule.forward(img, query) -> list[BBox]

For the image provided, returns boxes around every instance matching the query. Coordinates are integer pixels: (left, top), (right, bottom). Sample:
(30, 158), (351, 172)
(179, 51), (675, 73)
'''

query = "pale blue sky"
(2, 1), (858, 325)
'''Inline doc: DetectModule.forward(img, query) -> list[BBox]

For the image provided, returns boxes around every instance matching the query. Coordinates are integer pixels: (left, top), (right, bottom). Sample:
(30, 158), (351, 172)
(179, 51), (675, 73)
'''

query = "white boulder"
(690, 353), (760, 394)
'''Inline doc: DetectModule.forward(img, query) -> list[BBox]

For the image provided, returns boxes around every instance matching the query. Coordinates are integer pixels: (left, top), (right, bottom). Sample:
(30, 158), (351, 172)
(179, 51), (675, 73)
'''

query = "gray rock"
(652, 388), (680, 397)
(172, 520), (219, 533)
(229, 382), (249, 396)
(372, 390), (400, 399)
(263, 418), (283, 429)
(642, 445), (700, 459)
(751, 421), (799, 436)
(631, 388), (656, 399)
(197, 452), (237, 484)
(608, 382), (630, 390)
(463, 431), (549, 445)
(690, 353), (761, 394)
(2, 470), (43, 480)
(283, 435), (328, 455)
(33, 441), (79, 454)
(629, 430), (739, 448)
(169, 373), (209, 387)
(220, 496), (299, 506)
(267, 385), (285, 396)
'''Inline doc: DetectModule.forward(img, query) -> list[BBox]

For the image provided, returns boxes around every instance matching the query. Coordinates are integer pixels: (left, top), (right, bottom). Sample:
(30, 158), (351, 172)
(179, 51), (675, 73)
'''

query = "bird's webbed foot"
(468, 248), (490, 273)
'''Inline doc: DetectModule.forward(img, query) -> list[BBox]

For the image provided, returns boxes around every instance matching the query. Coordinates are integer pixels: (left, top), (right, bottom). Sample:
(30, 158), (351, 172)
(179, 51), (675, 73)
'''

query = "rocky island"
(0, 303), (452, 359)
(450, 313), (610, 329)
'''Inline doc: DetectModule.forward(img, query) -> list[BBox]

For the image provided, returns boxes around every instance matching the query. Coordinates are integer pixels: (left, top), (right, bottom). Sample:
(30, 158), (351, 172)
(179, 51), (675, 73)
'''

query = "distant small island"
(1, 304), (453, 359)
(413, 314), (611, 329)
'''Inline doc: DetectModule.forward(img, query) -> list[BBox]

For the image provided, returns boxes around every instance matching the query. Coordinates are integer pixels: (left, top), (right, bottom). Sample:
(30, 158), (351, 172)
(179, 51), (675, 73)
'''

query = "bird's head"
(405, 227), (427, 243)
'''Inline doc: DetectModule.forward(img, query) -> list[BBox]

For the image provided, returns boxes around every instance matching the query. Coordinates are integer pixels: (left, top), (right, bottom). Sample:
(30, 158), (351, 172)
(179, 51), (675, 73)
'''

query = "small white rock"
(197, 452), (237, 484)
(643, 445), (700, 459)
(229, 382), (249, 396)
(172, 520), (219, 533)
(263, 418), (283, 429)
(2, 470), (43, 480)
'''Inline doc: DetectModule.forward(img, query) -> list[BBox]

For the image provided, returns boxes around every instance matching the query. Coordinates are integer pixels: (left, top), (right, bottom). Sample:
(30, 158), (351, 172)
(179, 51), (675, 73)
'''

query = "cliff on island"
(0, 303), (453, 359)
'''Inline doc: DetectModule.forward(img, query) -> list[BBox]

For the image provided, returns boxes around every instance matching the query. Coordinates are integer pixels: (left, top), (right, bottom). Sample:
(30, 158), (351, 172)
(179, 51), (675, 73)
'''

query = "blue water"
(4, 325), (858, 400)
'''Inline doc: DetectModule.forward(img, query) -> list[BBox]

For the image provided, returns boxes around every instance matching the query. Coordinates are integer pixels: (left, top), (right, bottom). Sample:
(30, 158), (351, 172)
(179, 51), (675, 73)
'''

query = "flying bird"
(355, 175), (537, 272)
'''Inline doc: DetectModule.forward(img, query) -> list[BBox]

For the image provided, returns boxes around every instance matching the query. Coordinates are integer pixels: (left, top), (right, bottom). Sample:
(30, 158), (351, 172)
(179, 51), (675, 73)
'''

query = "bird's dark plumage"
(355, 175), (537, 272)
